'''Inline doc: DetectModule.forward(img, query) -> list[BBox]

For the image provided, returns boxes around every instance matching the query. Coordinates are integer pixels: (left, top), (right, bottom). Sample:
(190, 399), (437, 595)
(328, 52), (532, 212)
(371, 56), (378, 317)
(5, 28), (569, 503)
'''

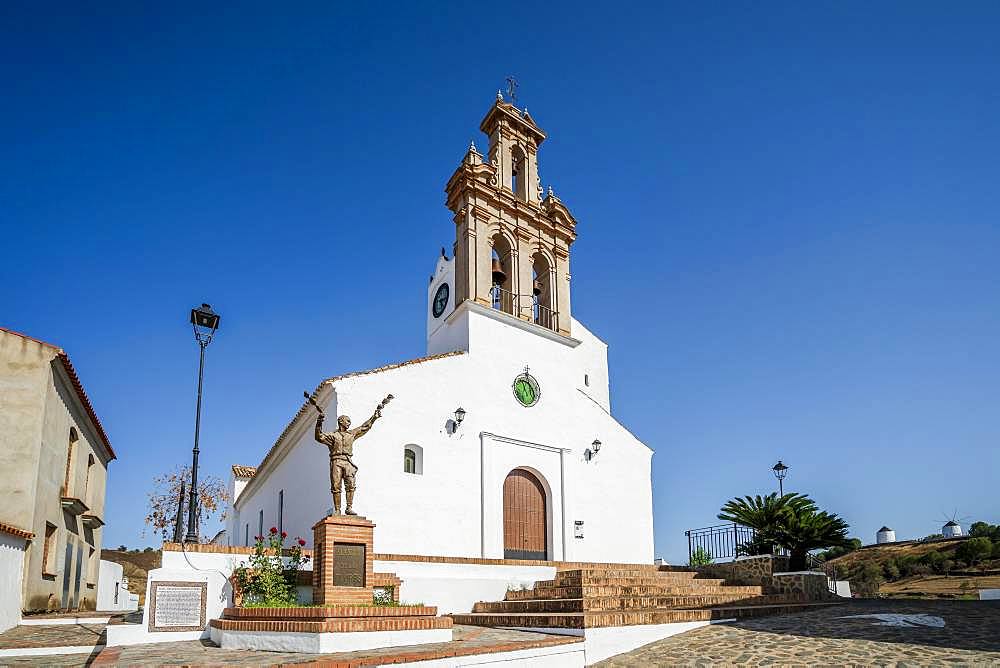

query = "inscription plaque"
(333, 543), (365, 587)
(148, 581), (207, 632)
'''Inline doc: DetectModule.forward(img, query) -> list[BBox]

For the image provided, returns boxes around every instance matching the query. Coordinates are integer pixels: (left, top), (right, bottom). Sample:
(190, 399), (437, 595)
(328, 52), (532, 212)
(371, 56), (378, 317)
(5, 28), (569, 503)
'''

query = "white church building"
(227, 95), (654, 564)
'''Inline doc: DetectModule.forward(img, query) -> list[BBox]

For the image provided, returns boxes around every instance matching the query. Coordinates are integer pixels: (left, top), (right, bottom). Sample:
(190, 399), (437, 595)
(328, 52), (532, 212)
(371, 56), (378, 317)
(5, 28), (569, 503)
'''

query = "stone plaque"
(333, 543), (365, 587)
(148, 581), (207, 632)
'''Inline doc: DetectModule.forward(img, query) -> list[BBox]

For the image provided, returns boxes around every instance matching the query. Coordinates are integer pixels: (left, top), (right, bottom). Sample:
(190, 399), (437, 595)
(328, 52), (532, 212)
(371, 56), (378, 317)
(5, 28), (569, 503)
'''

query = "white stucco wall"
(0, 534), (26, 632)
(105, 565), (229, 646)
(234, 298), (654, 565)
(158, 547), (559, 615)
(97, 560), (138, 611)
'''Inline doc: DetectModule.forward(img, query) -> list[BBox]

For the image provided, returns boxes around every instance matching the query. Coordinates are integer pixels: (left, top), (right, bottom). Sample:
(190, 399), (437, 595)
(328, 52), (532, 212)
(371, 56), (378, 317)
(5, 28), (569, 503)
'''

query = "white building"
(876, 526), (895, 544)
(226, 96), (655, 564)
(942, 520), (962, 538)
(96, 560), (138, 612)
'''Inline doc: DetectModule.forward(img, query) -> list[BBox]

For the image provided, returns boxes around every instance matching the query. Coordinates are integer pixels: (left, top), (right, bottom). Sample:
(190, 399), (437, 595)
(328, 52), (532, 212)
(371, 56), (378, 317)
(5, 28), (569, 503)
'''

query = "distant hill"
(827, 537), (1000, 599)
(101, 549), (161, 606)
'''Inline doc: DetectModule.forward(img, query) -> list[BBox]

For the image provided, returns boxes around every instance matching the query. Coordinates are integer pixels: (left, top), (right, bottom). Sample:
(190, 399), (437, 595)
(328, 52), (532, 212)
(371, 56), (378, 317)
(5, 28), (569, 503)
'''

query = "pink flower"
(281, 531), (287, 539)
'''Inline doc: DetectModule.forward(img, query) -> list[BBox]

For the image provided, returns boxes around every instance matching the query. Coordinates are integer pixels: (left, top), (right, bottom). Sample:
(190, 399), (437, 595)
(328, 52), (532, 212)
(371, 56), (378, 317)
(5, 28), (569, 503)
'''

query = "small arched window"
(510, 145), (527, 201)
(403, 445), (424, 475)
(64, 428), (79, 496)
(84, 454), (95, 503)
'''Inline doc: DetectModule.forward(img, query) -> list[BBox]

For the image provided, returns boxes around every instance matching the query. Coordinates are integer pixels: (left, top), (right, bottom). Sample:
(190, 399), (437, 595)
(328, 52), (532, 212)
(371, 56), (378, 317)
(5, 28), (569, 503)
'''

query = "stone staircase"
(451, 566), (841, 629)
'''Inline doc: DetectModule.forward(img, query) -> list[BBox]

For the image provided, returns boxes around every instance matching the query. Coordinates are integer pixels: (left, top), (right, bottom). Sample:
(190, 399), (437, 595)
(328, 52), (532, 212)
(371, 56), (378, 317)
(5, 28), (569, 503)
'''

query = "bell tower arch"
(445, 92), (578, 337)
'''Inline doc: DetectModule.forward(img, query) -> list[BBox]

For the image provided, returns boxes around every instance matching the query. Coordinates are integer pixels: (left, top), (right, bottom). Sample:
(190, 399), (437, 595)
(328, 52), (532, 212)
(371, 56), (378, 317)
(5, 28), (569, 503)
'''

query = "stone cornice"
(447, 179), (576, 244)
(448, 300), (580, 348)
(480, 101), (546, 145)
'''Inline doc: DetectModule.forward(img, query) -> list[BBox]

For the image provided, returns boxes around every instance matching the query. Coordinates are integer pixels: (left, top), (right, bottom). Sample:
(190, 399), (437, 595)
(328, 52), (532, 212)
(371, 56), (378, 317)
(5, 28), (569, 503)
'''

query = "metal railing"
(490, 285), (516, 315)
(685, 523), (758, 563)
(686, 523), (840, 595)
(489, 285), (559, 332)
(534, 303), (557, 331)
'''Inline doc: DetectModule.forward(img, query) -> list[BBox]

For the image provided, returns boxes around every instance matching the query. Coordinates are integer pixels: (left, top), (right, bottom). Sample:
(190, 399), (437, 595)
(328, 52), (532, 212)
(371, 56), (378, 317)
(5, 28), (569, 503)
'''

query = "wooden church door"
(503, 469), (547, 560)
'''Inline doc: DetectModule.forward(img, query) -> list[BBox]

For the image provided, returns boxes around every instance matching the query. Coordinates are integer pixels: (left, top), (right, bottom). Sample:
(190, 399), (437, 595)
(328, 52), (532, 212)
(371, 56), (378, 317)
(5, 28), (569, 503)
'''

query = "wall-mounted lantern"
(584, 439), (602, 462)
(454, 407), (466, 427)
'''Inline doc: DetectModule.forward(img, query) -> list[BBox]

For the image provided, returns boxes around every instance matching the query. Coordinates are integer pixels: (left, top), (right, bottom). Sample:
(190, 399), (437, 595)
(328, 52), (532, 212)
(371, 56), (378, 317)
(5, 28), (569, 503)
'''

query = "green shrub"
(920, 550), (944, 570)
(373, 587), (396, 606)
(969, 522), (1000, 541)
(232, 527), (310, 607)
(882, 561), (900, 580)
(689, 546), (713, 567)
(956, 537), (993, 565)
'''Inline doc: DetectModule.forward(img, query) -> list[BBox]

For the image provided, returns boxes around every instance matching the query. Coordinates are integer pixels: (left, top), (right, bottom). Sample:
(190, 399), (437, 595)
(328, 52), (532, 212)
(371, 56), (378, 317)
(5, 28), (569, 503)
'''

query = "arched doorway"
(503, 469), (547, 560)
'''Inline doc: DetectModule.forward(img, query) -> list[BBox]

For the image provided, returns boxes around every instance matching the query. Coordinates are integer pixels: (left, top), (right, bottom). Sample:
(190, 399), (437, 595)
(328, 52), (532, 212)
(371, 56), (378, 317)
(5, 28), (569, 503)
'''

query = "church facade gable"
(230, 94), (654, 565)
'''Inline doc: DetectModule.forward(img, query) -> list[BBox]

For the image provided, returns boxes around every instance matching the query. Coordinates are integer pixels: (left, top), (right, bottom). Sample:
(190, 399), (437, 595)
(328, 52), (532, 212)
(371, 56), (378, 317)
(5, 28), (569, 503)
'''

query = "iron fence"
(684, 523), (758, 563)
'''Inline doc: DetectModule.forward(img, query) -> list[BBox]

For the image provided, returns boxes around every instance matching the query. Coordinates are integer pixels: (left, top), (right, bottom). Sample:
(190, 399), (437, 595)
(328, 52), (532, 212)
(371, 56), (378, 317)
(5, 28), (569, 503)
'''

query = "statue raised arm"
(305, 392), (393, 515)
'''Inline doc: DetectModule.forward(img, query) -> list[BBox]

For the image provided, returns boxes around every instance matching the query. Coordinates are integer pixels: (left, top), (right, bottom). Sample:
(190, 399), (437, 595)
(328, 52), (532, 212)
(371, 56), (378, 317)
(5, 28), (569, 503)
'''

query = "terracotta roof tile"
(231, 465), (257, 478)
(0, 521), (34, 541)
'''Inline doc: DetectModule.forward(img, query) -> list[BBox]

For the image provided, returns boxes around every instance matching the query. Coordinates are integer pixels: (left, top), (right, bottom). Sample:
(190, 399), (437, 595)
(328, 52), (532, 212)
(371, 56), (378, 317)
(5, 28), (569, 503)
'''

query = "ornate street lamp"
(185, 303), (220, 543)
(772, 459), (789, 496)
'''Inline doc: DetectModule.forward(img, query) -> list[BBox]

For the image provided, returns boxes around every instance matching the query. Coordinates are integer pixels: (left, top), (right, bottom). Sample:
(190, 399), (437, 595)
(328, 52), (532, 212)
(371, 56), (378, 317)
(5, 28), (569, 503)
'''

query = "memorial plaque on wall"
(333, 543), (366, 587)
(148, 581), (207, 632)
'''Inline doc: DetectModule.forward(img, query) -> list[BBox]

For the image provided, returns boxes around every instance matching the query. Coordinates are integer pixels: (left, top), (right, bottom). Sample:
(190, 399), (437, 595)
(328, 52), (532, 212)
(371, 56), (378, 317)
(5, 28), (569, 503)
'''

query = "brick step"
(221, 605), (438, 620)
(211, 616), (453, 633)
(543, 575), (728, 588)
(556, 568), (699, 579)
(451, 601), (843, 629)
(505, 583), (763, 600)
(478, 593), (812, 613)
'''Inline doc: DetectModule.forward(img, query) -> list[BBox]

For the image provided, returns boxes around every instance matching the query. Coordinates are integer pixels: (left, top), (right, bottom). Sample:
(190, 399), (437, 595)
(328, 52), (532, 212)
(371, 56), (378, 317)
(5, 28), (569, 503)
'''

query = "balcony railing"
(534, 303), (557, 331)
(490, 285), (516, 315)
(489, 285), (559, 332)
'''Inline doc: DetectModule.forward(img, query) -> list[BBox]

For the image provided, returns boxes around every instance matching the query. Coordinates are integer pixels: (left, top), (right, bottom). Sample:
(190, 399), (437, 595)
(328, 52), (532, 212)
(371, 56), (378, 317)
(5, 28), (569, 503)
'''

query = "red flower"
(269, 527), (278, 534)
(281, 531), (287, 539)
(298, 538), (306, 547)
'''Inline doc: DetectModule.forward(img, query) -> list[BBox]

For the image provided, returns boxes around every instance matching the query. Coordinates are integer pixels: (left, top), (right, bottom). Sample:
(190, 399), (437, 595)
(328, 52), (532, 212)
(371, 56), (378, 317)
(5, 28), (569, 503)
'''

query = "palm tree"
(718, 493), (850, 569)
(717, 493), (812, 555)
(777, 505), (851, 570)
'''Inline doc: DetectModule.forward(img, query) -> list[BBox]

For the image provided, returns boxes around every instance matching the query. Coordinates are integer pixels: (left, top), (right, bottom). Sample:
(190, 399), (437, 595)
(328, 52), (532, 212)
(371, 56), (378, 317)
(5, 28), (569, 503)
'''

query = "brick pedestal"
(312, 515), (376, 605)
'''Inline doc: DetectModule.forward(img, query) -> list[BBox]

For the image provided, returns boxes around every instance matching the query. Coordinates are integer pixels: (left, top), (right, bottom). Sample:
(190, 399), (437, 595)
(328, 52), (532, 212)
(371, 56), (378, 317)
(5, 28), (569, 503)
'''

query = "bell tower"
(444, 92), (578, 337)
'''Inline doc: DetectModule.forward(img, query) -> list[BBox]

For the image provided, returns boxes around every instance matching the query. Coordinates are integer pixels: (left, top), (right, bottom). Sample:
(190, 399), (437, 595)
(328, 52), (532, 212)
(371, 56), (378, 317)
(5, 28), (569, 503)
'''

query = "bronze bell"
(491, 259), (507, 286)
(533, 279), (543, 296)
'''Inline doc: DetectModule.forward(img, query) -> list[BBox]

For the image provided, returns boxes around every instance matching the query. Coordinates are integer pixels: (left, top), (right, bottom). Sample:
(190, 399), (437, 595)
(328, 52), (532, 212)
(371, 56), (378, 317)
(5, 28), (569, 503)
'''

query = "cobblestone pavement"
(0, 623), (105, 649)
(0, 624), (579, 666)
(595, 599), (1000, 667)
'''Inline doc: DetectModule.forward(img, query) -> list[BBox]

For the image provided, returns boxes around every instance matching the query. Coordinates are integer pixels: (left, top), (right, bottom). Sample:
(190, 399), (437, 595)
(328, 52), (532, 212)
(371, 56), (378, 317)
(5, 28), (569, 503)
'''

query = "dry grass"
(827, 538), (999, 599)
(101, 549), (162, 606)
(881, 574), (1000, 598)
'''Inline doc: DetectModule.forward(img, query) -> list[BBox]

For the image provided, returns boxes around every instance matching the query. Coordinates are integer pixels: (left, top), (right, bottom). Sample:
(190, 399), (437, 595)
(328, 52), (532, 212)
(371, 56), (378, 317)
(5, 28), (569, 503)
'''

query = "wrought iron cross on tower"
(506, 76), (518, 105)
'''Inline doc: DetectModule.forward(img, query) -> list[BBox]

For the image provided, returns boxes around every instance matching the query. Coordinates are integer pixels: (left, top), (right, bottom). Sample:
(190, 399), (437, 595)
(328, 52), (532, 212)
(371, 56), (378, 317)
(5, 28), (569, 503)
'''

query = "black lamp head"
(190, 303), (221, 330)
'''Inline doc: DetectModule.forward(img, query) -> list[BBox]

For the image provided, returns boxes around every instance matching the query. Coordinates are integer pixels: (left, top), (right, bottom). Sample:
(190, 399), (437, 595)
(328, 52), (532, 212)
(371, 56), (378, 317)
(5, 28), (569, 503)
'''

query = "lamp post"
(185, 303), (221, 543)
(771, 459), (789, 496)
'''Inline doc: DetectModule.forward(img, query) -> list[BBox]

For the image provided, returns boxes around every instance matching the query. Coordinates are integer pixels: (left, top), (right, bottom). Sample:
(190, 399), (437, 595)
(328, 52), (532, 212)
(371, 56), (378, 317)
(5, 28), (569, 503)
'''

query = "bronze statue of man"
(309, 394), (393, 515)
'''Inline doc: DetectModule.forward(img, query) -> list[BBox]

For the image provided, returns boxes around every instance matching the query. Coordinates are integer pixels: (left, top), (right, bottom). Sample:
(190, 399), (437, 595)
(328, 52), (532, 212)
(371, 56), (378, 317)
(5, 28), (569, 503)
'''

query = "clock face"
(432, 283), (449, 318)
(513, 372), (540, 407)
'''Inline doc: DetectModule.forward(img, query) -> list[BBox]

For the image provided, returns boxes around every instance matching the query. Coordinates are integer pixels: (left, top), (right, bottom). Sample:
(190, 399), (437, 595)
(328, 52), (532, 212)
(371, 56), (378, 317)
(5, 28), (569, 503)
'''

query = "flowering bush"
(231, 527), (309, 606)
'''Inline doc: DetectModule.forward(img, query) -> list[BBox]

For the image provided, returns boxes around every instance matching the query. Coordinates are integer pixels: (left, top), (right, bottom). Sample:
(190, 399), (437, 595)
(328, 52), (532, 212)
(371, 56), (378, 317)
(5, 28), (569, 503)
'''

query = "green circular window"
(513, 372), (540, 407)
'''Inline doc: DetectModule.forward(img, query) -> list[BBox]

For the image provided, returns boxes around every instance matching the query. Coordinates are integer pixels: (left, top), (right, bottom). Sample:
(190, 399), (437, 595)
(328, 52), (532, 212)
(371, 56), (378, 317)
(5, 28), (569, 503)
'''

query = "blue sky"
(2, 2), (998, 563)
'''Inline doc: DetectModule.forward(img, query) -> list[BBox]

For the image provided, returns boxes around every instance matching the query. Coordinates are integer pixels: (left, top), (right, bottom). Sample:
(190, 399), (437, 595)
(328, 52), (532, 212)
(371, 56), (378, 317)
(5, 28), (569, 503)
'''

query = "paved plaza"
(0, 624), (580, 667)
(595, 599), (1000, 667)
(2, 600), (999, 666)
